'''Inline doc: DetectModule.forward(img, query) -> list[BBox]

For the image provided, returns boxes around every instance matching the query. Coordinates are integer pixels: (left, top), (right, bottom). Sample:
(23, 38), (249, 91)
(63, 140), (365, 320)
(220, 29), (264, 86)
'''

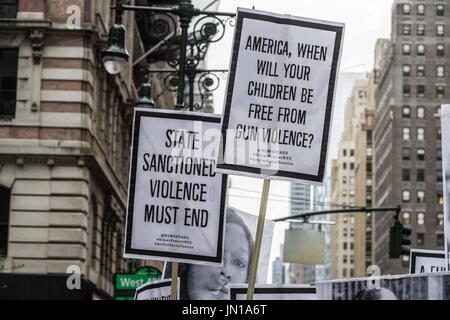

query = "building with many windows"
(0, 0), (184, 299)
(373, 0), (448, 275)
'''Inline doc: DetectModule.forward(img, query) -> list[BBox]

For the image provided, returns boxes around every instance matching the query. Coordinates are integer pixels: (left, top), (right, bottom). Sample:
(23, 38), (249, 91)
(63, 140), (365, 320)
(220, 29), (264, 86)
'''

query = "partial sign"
(134, 279), (179, 300)
(124, 109), (227, 265)
(316, 272), (450, 300)
(229, 285), (316, 300)
(217, 8), (344, 183)
(162, 206), (274, 300)
(409, 249), (447, 274)
(442, 105), (450, 270)
(114, 266), (162, 300)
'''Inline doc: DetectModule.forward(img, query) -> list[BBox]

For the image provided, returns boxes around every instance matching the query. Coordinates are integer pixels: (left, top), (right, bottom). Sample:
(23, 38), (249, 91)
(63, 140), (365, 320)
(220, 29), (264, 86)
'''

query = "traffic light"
(389, 220), (411, 258)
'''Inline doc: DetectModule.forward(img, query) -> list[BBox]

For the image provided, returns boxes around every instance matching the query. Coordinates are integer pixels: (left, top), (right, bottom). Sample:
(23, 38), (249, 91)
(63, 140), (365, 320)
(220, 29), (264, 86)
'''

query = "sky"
(203, 0), (394, 282)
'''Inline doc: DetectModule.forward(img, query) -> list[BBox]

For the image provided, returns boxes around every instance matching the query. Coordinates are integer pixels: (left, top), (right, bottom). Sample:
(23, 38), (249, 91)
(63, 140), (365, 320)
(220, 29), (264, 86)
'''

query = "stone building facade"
(0, 0), (173, 298)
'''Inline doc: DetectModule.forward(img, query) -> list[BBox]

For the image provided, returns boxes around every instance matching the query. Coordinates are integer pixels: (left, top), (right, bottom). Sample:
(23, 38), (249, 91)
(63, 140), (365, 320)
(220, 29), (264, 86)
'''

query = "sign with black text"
(134, 279), (179, 300)
(229, 285), (316, 300)
(124, 109), (227, 265)
(409, 249), (447, 274)
(217, 8), (344, 183)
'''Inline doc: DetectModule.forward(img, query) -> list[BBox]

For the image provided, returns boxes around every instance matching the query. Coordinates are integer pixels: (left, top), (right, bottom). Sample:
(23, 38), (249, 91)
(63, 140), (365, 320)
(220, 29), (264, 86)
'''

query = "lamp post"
(101, 0), (235, 110)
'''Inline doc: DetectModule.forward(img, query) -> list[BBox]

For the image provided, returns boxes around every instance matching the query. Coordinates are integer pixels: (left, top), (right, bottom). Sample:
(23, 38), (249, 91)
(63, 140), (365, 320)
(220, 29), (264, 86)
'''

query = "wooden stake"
(246, 179), (271, 300)
(171, 262), (178, 300)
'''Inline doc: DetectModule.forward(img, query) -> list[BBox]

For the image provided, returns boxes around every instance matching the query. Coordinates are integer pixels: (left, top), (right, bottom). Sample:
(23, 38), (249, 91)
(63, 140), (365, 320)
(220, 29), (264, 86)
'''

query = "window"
(343, 242), (348, 250)
(343, 162), (347, 170)
(402, 24), (411, 35)
(366, 179), (372, 187)
(435, 106), (441, 118)
(403, 147), (411, 160)
(437, 234), (444, 247)
(417, 212), (425, 225)
(437, 148), (442, 160)
(403, 84), (411, 97)
(350, 162), (355, 170)
(402, 168), (410, 181)
(417, 64), (425, 77)
(437, 24), (445, 36)
(417, 233), (425, 246)
(349, 190), (355, 197)
(417, 85), (425, 98)
(437, 127), (442, 140)
(403, 44), (411, 55)
(402, 105), (411, 118)
(417, 148), (425, 161)
(350, 149), (355, 157)
(402, 3), (411, 15)
(417, 169), (425, 182)
(350, 255), (354, 264)
(417, 24), (425, 36)
(402, 127), (410, 140)
(417, 4), (425, 15)
(403, 190), (411, 202)
(436, 4), (445, 16)
(342, 190), (347, 197)
(416, 44), (425, 55)
(437, 212), (444, 225)
(402, 211), (411, 225)
(0, 49), (19, 121)
(417, 191), (425, 203)
(366, 147), (372, 157)
(417, 127), (425, 141)
(436, 85), (445, 98)
(343, 229), (348, 237)
(438, 191), (444, 205)
(0, 0), (18, 18)
(343, 149), (347, 156)
(417, 106), (425, 119)
(437, 169), (443, 182)
(343, 176), (347, 184)
(0, 186), (11, 257)
(437, 44), (445, 56)
(437, 65), (445, 78)
(350, 177), (355, 185)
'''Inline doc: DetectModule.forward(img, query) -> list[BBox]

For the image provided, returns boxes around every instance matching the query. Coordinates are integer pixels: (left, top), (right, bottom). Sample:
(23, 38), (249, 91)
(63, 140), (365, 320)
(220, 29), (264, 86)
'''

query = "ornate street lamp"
(101, 2), (129, 75)
(102, 0), (235, 110)
(136, 69), (155, 108)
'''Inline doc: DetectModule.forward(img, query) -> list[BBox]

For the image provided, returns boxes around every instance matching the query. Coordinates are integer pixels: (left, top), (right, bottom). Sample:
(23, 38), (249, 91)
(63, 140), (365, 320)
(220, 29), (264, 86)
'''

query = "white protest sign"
(229, 285), (316, 300)
(134, 279), (179, 300)
(124, 109), (227, 266)
(409, 249), (447, 274)
(217, 8), (344, 183)
(441, 104), (450, 270)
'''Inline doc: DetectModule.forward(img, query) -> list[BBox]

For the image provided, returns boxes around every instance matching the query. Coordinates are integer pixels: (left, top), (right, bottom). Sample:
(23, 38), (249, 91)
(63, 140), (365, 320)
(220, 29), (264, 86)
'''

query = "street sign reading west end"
(114, 266), (162, 300)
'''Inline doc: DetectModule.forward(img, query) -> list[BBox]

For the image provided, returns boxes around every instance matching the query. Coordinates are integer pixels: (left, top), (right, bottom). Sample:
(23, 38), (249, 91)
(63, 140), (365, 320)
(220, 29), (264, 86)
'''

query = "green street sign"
(114, 266), (162, 300)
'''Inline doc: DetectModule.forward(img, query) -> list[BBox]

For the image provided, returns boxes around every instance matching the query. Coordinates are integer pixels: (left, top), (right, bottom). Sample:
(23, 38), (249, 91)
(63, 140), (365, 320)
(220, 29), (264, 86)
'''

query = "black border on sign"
(218, 10), (343, 182)
(134, 280), (173, 299)
(229, 286), (317, 300)
(124, 110), (228, 264)
(409, 250), (446, 273)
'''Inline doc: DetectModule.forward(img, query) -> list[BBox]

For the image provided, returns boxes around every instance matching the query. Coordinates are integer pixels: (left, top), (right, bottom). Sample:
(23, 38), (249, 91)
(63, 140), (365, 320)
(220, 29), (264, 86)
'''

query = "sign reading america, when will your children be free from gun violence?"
(124, 109), (227, 266)
(217, 8), (344, 183)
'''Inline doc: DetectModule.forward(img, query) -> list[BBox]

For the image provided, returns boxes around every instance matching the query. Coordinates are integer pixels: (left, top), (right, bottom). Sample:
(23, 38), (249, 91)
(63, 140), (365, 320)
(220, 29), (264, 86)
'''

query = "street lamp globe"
(102, 24), (129, 75)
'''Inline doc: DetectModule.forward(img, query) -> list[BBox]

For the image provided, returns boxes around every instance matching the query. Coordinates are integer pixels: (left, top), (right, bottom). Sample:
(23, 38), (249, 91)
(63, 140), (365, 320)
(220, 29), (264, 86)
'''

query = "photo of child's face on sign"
(163, 206), (274, 300)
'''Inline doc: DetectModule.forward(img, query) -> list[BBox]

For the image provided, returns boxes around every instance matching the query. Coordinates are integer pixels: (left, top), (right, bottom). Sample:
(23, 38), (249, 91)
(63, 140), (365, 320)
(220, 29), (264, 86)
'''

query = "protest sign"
(134, 279), (179, 300)
(229, 285), (316, 300)
(410, 249), (447, 274)
(162, 206), (274, 300)
(442, 105), (450, 270)
(316, 272), (450, 300)
(217, 7), (344, 183)
(124, 109), (227, 266)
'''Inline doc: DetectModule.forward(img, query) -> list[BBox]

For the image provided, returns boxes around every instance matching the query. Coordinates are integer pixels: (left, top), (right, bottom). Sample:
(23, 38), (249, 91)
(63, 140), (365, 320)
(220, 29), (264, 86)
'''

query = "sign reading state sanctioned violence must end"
(218, 8), (344, 183)
(124, 109), (227, 266)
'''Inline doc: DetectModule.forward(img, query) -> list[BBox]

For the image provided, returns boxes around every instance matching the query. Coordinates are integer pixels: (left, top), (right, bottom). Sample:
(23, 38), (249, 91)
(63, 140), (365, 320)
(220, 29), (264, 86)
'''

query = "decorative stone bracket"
(29, 29), (44, 64)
